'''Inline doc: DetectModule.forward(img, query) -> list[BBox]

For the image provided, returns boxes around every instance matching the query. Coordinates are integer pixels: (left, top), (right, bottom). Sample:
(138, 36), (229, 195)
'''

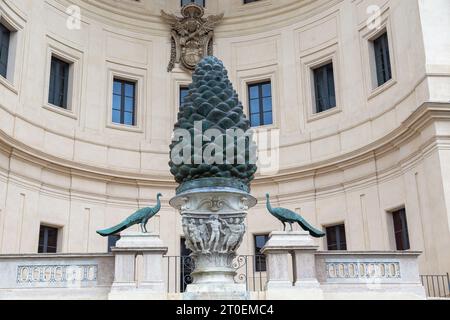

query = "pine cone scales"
(169, 56), (257, 188)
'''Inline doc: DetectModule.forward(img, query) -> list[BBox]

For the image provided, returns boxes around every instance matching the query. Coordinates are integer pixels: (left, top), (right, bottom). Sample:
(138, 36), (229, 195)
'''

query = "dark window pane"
(263, 112), (273, 125)
(248, 81), (272, 127)
(113, 95), (121, 109)
(125, 97), (134, 112)
(262, 83), (271, 97)
(48, 56), (70, 109)
(392, 208), (410, 250)
(326, 224), (346, 251)
(38, 225), (59, 253)
(125, 83), (134, 97)
(113, 81), (122, 95)
(313, 63), (336, 113)
(180, 86), (189, 108)
(254, 234), (269, 272)
(250, 114), (260, 127)
(373, 32), (392, 86)
(262, 97), (272, 112)
(250, 99), (259, 113)
(0, 23), (10, 78)
(124, 111), (134, 125)
(112, 79), (136, 126)
(244, 0), (261, 3)
(112, 109), (121, 123)
(249, 86), (259, 99)
(108, 235), (121, 253)
(181, 0), (205, 7)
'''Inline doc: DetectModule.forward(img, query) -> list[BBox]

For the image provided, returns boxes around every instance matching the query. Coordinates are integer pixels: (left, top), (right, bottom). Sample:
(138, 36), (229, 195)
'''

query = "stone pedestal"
(108, 232), (167, 300)
(170, 187), (256, 300)
(262, 231), (323, 300)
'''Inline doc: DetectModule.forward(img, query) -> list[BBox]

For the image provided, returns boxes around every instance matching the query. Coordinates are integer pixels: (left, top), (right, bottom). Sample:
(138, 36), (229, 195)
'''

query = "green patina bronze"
(266, 193), (325, 238)
(96, 193), (162, 236)
(169, 56), (257, 193)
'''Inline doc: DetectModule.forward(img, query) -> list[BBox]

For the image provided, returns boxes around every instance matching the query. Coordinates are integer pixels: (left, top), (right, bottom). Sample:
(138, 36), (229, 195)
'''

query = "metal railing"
(420, 273), (450, 298)
(163, 255), (267, 294)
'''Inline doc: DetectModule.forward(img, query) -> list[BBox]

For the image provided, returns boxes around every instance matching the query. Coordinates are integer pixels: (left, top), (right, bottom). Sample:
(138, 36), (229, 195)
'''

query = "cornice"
(55, 0), (344, 38)
(1, 103), (449, 192)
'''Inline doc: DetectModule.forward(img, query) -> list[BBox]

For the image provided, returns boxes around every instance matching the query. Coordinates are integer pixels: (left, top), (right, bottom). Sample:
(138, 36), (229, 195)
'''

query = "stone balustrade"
(0, 231), (427, 300)
(262, 231), (426, 300)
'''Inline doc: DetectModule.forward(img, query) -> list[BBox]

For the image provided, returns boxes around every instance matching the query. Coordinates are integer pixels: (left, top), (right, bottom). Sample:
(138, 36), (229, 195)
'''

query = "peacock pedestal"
(170, 187), (256, 300)
(108, 232), (168, 300)
(261, 231), (324, 300)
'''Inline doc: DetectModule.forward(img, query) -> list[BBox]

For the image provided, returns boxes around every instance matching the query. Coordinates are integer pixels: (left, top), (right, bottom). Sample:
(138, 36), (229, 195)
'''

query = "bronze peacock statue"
(265, 193), (325, 238)
(96, 193), (162, 236)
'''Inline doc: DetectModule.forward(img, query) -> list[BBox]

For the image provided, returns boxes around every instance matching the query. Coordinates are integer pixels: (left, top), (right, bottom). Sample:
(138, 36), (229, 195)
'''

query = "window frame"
(179, 85), (190, 109)
(359, 11), (397, 99)
(106, 66), (145, 132)
(325, 224), (347, 251)
(254, 234), (269, 272)
(0, 6), (25, 94)
(301, 43), (341, 122)
(43, 36), (83, 119)
(372, 31), (392, 87)
(247, 81), (273, 127)
(391, 208), (410, 251)
(181, 0), (205, 7)
(48, 55), (70, 109)
(0, 22), (11, 79)
(38, 225), (59, 254)
(312, 62), (336, 114)
(112, 78), (137, 126)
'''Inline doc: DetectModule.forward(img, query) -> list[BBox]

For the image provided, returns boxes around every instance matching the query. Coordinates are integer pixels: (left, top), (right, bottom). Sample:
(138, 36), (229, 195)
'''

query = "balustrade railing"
(163, 255), (267, 293)
(420, 273), (450, 298)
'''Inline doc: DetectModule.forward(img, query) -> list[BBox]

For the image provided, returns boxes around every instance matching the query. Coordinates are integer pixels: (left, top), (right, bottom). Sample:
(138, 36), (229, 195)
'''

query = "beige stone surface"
(0, 0), (448, 279)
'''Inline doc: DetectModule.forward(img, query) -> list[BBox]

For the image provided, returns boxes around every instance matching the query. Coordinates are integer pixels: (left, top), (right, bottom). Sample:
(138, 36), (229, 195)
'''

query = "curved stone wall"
(0, 0), (449, 275)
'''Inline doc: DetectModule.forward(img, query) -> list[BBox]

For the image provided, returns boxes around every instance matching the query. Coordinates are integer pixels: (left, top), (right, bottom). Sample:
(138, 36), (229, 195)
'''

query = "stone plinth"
(262, 231), (323, 300)
(108, 232), (167, 300)
(170, 187), (256, 300)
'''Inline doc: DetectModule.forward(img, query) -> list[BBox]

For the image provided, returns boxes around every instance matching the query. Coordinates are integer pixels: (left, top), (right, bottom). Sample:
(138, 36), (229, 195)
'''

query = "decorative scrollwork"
(161, 3), (223, 71)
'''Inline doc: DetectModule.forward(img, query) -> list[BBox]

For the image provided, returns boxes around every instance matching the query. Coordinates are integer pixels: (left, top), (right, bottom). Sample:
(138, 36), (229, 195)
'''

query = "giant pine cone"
(169, 56), (257, 188)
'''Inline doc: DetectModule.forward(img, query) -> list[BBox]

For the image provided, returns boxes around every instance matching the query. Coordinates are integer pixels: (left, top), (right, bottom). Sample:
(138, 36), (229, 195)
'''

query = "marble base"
(170, 187), (256, 300)
(108, 231), (167, 300)
(183, 283), (249, 300)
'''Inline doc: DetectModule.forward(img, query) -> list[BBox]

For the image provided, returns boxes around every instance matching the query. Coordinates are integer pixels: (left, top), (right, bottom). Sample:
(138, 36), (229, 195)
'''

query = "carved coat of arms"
(161, 3), (223, 72)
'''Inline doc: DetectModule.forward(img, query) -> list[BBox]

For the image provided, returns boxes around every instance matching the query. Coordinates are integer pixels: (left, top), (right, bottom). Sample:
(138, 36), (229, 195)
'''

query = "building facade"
(0, 0), (449, 277)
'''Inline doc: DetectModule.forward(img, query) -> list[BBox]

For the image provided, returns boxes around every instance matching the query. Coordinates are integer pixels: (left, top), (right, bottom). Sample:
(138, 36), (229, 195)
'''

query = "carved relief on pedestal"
(161, 3), (223, 72)
(182, 215), (245, 255)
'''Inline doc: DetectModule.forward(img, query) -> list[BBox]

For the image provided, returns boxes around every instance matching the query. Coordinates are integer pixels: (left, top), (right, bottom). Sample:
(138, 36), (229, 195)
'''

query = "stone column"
(170, 188), (256, 300)
(108, 232), (168, 300)
(262, 231), (323, 299)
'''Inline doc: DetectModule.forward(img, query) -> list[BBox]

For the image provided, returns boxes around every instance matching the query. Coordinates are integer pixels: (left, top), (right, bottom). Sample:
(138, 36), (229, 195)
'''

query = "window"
(38, 225), (58, 253)
(112, 79), (136, 126)
(326, 224), (346, 250)
(48, 56), (70, 109)
(107, 235), (121, 253)
(244, 0), (261, 3)
(0, 22), (11, 78)
(181, 0), (205, 6)
(248, 81), (273, 127)
(392, 208), (410, 251)
(313, 62), (336, 113)
(373, 32), (392, 87)
(180, 238), (193, 292)
(180, 86), (189, 108)
(254, 234), (269, 272)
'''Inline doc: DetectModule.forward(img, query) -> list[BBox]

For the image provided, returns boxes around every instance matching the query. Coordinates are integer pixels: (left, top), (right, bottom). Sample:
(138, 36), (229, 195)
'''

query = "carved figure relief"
(161, 3), (223, 72)
(182, 215), (245, 254)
